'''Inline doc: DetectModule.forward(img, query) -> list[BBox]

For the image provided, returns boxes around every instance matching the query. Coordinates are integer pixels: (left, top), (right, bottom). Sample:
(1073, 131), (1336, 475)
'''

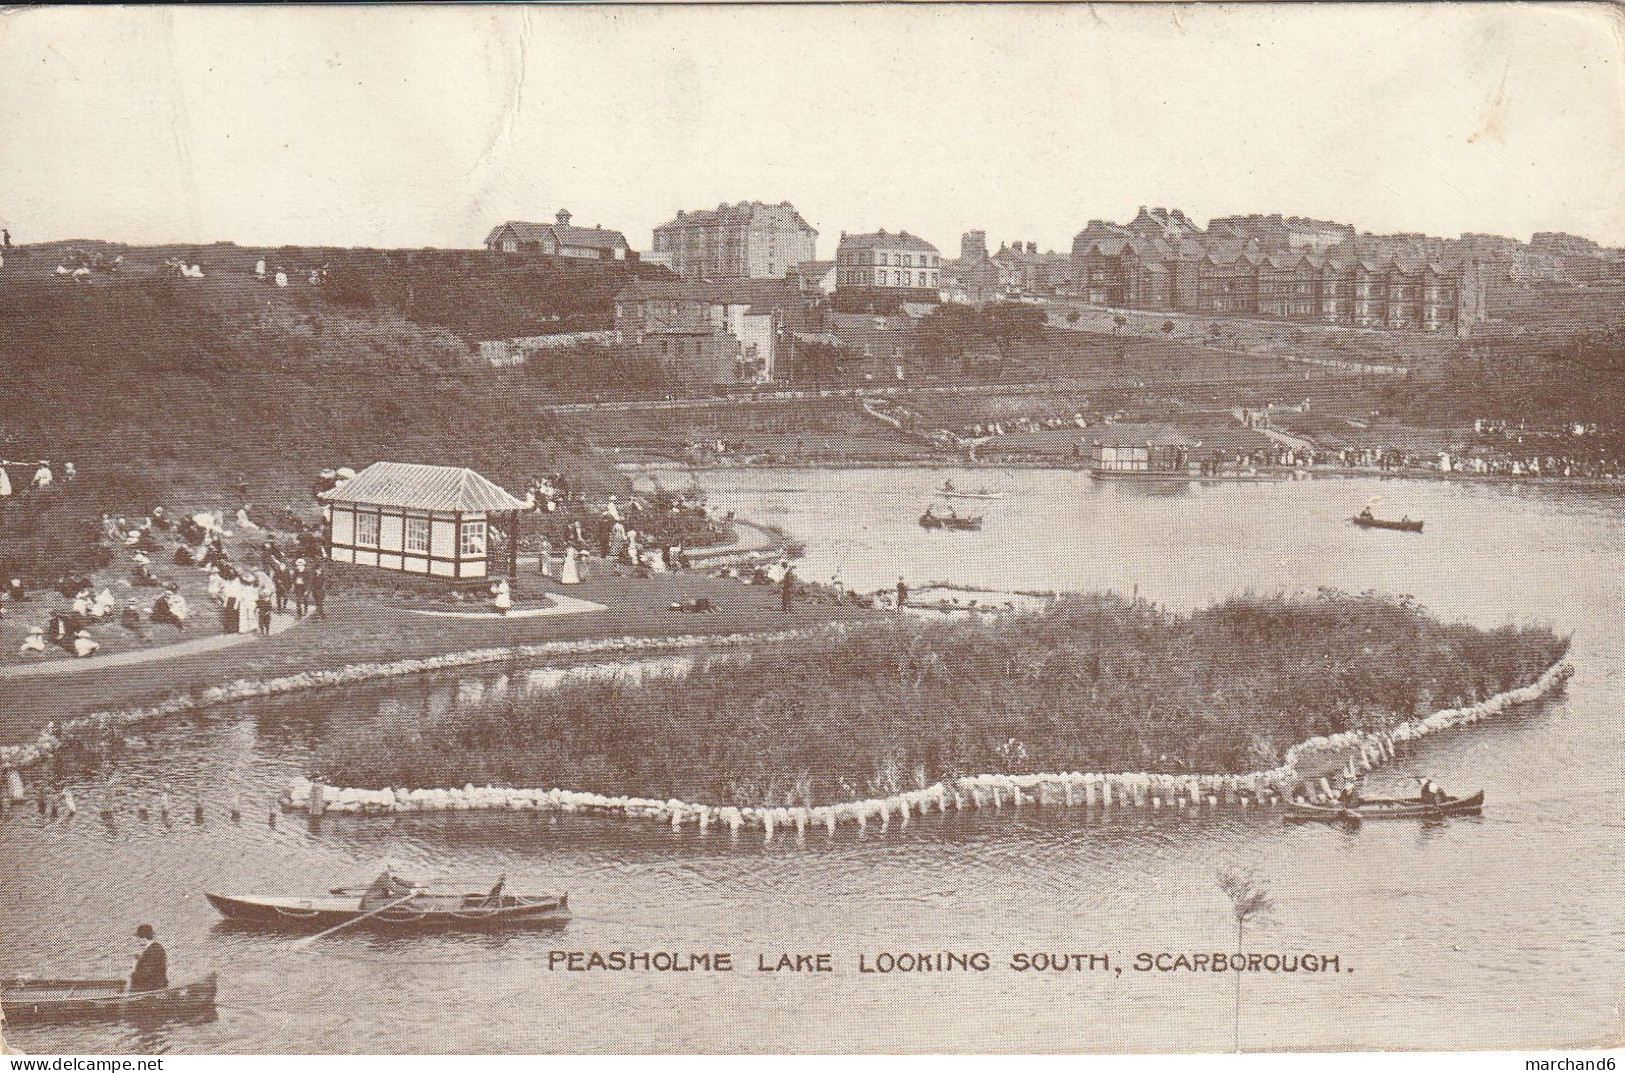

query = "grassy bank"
(0, 249), (629, 581)
(0, 569), (876, 749)
(313, 590), (1568, 805)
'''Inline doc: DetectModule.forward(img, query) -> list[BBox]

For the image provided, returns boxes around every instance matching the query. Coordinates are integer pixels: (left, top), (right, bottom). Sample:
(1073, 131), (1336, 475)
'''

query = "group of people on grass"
(0, 458), (75, 500)
(5, 491), (330, 660)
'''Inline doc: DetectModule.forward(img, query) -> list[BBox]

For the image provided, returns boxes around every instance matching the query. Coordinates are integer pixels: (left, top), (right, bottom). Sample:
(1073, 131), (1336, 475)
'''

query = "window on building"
(405, 516), (430, 553)
(355, 512), (380, 548)
(460, 520), (487, 558)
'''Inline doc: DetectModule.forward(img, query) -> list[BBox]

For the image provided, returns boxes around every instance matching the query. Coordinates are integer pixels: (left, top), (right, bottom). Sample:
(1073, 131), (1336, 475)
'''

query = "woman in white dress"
(492, 578), (512, 615)
(537, 538), (553, 578)
(235, 574), (259, 633)
(560, 546), (581, 585)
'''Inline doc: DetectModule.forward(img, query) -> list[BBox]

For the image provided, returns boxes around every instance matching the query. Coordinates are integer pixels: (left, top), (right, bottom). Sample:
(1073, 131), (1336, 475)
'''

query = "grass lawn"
(0, 563), (877, 747)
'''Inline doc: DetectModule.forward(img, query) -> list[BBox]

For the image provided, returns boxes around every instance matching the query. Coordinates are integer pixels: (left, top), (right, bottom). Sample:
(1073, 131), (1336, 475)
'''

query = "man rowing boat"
(1418, 776), (1448, 805)
(359, 864), (421, 910)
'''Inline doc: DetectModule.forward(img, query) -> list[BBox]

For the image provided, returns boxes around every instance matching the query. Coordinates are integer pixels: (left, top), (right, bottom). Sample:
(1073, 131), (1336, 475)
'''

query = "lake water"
(3, 469), (1622, 1053)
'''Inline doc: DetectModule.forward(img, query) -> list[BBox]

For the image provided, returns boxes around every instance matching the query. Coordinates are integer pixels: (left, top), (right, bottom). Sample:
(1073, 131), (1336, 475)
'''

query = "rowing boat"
(0, 974), (217, 1025)
(204, 891), (570, 931)
(1351, 514), (1425, 533)
(1286, 790), (1483, 823)
(937, 484), (1004, 500)
(919, 510), (983, 531)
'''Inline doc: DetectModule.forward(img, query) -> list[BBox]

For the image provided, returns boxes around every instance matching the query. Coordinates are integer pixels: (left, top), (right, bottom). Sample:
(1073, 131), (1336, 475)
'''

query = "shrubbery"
(314, 590), (1567, 805)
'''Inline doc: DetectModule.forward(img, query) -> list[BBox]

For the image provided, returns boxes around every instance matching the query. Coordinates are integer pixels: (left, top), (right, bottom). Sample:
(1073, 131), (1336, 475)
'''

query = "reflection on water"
(2, 471), (1622, 1053)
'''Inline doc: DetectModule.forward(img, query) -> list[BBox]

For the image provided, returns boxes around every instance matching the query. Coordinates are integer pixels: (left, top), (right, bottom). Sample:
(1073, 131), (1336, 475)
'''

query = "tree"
(913, 303), (983, 372)
(1216, 866), (1275, 1053)
(981, 302), (1047, 359)
(792, 340), (851, 386)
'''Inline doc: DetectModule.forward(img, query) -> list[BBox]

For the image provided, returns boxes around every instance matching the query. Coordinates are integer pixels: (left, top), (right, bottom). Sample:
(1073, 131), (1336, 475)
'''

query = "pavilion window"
(356, 512), (380, 548)
(405, 516), (430, 553)
(460, 520), (487, 558)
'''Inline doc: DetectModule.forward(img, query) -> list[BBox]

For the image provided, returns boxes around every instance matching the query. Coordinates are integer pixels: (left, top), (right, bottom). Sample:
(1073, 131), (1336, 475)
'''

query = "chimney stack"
(556, 208), (573, 227)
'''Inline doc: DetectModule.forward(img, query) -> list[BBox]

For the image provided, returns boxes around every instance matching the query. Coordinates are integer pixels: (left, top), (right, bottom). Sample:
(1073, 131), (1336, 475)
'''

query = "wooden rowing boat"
(919, 510), (983, 531)
(1351, 514), (1425, 533)
(0, 974), (217, 1025)
(1286, 789), (1483, 823)
(204, 891), (570, 931)
(937, 484), (1004, 500)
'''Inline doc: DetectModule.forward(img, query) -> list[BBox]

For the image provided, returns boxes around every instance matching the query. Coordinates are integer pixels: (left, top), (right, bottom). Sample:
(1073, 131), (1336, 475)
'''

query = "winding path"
(1, 628), (269, 680)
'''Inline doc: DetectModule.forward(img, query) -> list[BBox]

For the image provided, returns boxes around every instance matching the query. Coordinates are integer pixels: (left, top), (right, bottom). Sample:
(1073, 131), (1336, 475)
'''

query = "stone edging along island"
(278, 658), (1575, 836)
(0, 627), (841, 775)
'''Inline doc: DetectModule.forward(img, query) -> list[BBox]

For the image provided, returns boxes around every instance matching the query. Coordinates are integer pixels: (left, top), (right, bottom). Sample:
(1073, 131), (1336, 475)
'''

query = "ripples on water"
(3, 472), (1622, 1052)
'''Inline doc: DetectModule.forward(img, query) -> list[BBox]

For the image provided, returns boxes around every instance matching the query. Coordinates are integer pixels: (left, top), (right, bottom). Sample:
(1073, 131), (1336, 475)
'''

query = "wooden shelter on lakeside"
(320, 462), (527, 581)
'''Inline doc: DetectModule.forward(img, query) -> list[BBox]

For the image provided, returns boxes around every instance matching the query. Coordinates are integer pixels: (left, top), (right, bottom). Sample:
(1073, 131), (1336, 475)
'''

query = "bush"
(0, 472), (158, 583)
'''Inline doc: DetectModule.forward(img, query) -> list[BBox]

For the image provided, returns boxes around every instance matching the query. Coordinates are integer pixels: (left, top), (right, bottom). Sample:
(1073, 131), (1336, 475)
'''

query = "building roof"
(553, 224), (629, 252)
(653, 200), (816, 235)
(321, 462), (529, 513)
(487, 220), (628, 252)
(791, 260), (835, 280)
(1089, 423), (1196, 448)
(837, 230), (940, 254)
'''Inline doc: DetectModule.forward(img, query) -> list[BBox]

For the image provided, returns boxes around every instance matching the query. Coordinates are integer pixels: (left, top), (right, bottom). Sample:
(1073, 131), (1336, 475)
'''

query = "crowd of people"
(3, 491), (329, 662)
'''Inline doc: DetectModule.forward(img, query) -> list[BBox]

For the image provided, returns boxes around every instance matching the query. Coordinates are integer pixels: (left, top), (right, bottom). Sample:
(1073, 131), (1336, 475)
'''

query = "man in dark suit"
(129, 924), (168, 992)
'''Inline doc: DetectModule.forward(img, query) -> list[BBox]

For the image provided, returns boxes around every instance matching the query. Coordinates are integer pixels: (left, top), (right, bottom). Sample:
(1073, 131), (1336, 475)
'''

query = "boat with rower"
(936, 481), (1004, 500)
(0, 974), (217, 1025)
(1286, 789), (1483, 824)
(205, 889), (570, 932)
(919, 507), (983, 531)
(1351, 511), (1425, 533)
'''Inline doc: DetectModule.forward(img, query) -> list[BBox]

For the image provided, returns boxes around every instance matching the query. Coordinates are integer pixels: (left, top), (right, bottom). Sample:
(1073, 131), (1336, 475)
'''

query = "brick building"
(834, 229), (942, 301)
(483, 210), (629, 260)
(613, 278), (821, 384)
(649, 200), (818, 280)
(1069, 207), (1485, 334)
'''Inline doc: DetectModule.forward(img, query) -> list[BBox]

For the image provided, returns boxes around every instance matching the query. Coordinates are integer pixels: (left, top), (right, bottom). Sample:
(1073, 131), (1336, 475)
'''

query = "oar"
(292, 892), (420, 950)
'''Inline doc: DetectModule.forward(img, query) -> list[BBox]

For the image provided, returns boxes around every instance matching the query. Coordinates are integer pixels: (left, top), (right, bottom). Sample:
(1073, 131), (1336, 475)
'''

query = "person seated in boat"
(1418, 777), (1440, 804)
(941, 479), (955, 492)
(1358, 506), (1374, 520)
(129, 923), (168, 992)
(483, 874), (507, 906)
(359, 865), (420, 909)
(1337, 782), (1362, 807)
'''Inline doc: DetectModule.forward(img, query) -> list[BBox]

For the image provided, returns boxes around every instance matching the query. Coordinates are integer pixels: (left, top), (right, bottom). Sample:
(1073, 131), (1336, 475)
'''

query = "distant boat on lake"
(919, 506), (983, 531)
(1351, 511), (1425, 533)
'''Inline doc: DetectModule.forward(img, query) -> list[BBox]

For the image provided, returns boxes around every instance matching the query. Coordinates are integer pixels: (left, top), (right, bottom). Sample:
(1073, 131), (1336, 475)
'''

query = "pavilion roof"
(320, 462), (528, 512)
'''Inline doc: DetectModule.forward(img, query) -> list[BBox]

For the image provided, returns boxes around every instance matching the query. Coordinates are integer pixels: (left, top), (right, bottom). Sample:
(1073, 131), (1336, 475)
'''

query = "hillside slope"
(11, 239), (670, 341)
(0, 246), (618, 526)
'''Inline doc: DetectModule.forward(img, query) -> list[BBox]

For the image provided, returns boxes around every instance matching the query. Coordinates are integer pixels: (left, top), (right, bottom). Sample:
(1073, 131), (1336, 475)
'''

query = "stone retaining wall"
(278, 659), (1573, 836)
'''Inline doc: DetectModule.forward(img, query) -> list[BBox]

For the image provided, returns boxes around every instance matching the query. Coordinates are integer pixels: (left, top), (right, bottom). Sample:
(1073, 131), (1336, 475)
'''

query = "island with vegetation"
(314, 590), (1569, 807)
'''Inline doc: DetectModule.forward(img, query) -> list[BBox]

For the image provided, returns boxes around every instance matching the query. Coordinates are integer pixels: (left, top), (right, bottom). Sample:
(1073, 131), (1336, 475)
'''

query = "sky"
(2, 3), (1622, 255)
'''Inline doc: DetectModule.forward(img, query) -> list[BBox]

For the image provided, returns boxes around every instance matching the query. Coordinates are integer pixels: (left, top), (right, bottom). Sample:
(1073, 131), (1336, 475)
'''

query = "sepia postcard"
(1, 1), (1622, 1059)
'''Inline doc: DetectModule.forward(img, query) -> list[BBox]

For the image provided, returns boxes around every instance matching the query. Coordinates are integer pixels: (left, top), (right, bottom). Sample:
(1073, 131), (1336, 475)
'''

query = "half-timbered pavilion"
(321, 462), (526, 581)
